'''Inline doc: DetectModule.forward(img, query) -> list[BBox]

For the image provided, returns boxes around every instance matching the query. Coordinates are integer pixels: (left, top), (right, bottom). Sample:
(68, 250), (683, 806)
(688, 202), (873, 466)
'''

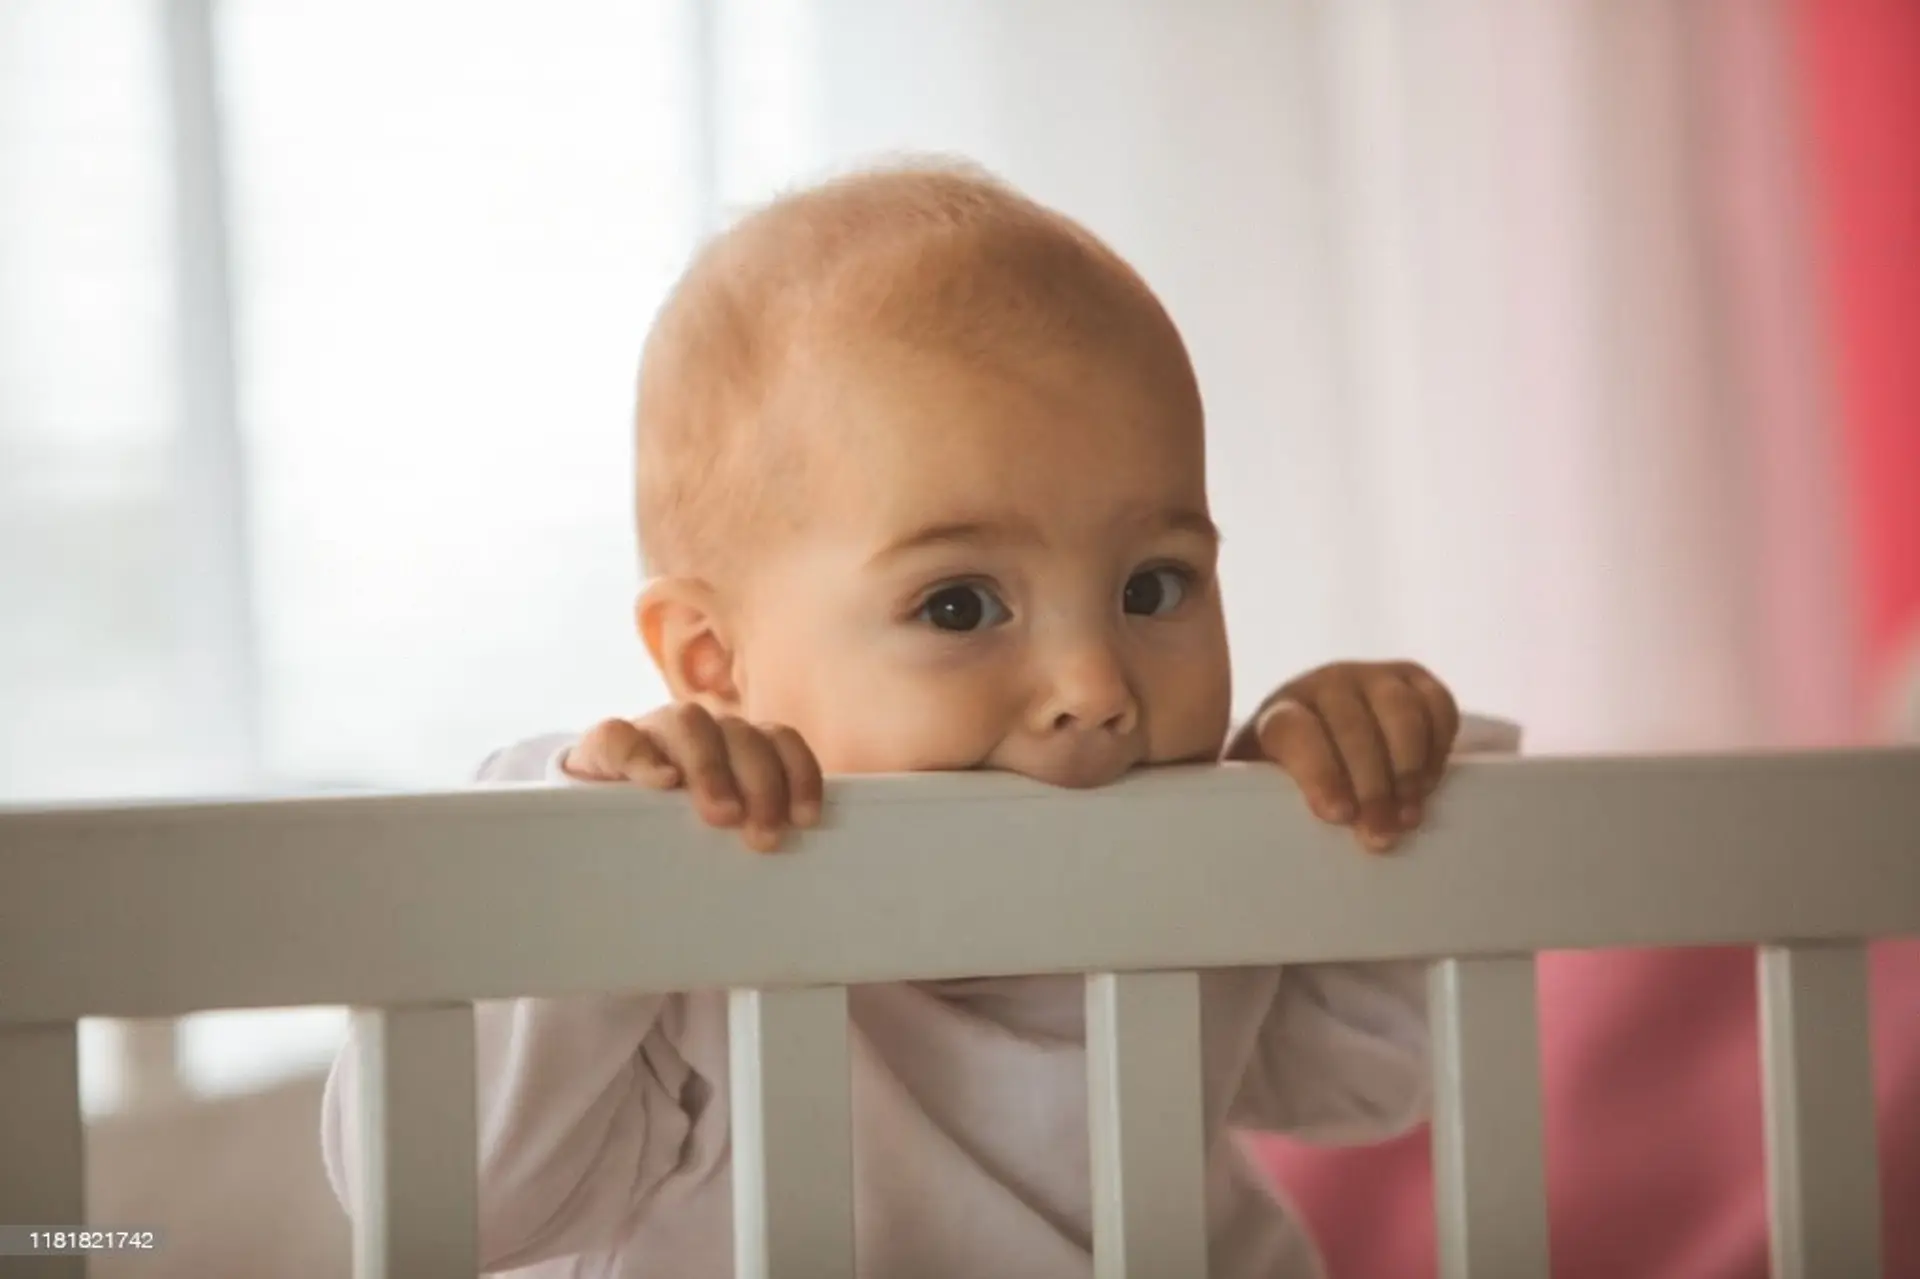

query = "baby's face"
(724, 341), (1232, 786)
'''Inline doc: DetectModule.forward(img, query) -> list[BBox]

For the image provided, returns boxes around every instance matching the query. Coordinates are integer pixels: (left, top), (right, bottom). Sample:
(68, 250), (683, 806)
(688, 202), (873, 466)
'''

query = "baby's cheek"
(820, 673), (1010, 775)
(740, 614), (1015, 773)
(847, 691), (1001, 774)
(1147, 639), (1232, 758)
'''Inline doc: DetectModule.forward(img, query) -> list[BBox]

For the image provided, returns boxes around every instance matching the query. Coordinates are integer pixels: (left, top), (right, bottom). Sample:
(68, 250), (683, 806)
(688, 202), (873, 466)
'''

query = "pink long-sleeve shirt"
(322, 717), (1521, 1278)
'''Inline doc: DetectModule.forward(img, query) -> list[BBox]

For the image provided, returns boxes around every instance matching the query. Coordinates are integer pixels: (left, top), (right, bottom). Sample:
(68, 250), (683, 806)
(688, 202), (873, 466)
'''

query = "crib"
(1, 748), (1916, 1279)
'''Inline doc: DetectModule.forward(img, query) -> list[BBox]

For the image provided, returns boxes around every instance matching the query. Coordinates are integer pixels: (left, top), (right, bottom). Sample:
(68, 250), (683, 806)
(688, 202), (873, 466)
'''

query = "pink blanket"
(1255, 942), (1920, 1278)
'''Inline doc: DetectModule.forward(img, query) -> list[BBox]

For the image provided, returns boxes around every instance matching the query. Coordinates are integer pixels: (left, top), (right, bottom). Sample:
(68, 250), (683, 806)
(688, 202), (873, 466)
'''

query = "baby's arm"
(318, 734), (697, 1270)
(1229, 713), (1523, 1143)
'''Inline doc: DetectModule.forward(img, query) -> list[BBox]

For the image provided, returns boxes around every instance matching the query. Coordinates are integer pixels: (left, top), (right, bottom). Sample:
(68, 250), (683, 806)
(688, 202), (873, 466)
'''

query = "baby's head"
(633, 161), (1231, 786)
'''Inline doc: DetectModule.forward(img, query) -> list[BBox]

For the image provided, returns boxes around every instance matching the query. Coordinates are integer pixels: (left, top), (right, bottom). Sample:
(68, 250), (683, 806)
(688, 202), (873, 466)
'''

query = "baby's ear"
(635, 577), (742, 711)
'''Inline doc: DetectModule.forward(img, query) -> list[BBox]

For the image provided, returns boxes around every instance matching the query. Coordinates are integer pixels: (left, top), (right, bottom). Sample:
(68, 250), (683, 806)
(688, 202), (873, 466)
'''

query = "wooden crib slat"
(348, 1004), (477, 1279)
(1758, 943), (1882, 1279)
(0, 1022), (85, 1279)
(1429, 957), (1549, 1279)
(729, 986), (855, 1279)
(1086, 971), (1209, 1279)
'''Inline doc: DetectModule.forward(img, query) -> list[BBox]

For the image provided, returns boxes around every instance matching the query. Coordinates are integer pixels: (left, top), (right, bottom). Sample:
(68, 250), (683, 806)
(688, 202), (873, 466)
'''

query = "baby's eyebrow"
(868, 507), (1219, 567)
(1155, 508), (1222, 545)
(868, 519), (1036, 566)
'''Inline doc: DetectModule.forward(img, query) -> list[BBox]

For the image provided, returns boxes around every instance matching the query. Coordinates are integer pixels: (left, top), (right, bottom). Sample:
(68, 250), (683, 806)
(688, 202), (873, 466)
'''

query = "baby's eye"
(917, 583), (1011, 633)
(1122, 566), (1190, 617)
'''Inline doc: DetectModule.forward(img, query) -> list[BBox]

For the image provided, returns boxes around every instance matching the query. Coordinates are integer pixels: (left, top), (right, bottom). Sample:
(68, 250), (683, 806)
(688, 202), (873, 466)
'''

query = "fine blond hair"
(633, 157), (1195, 577)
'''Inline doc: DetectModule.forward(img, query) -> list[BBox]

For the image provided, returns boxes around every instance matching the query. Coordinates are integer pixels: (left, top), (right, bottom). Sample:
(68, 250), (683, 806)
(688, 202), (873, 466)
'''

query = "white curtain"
(1, 0), (1846, 1108)
(735, 0), (1851, 750)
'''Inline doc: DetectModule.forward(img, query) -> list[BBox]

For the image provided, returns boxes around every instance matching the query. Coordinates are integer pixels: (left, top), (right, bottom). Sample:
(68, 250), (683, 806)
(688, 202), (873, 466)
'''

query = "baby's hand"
(562, 706), (823, 853)
(1229, 661), (1460, 853)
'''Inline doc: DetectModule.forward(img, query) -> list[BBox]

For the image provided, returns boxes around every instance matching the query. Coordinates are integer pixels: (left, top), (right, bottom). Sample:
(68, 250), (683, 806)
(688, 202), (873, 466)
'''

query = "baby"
(323, 160), (1515, 1277)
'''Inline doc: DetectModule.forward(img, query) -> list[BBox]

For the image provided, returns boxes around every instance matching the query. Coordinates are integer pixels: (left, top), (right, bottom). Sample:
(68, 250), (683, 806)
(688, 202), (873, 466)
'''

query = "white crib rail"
(2, 750), (1916, 1279)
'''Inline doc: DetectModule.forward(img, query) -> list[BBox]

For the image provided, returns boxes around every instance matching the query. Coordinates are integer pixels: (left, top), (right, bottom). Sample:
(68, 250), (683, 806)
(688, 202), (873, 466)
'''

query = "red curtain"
(1801, 0), (1920, 698)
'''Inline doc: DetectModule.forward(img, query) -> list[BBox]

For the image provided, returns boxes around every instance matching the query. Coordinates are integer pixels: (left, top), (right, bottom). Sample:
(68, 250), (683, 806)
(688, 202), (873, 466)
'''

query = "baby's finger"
(653, 706), (742, 827)
(560, 727), (623, 781)
(1255, 699), (1354, 822)
(762, 723), (824, 826)
(1364, 672), (1433, 823)
(1314, 684), (1398, 850)
(565, 718), (665, 783)
(717, 717), (791, 853)
(616, 728), (683, 789)
(1398, 663), (1459, 789)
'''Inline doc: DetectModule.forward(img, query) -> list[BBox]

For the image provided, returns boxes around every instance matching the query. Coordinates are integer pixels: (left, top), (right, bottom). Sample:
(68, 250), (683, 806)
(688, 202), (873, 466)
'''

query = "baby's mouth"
(1004, 751), (1140, 790)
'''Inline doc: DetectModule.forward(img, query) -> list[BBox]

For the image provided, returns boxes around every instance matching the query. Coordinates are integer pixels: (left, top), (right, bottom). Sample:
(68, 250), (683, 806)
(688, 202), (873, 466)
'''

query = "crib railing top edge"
(1, 750), (1916, 1023)
(2, 743), (1915, 820)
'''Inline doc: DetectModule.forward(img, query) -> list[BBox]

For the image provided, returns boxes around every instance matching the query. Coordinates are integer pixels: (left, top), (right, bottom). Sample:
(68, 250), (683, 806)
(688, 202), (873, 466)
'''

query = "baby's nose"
(1031, 650), (1140, 736)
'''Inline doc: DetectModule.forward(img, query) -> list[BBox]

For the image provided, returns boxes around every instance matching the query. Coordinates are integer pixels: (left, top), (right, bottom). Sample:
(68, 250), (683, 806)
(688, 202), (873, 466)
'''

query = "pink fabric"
(1799, 0), (1920, 694)
(1255, 3), (1920, 1273)
(1252, 944), (1920, 1278)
